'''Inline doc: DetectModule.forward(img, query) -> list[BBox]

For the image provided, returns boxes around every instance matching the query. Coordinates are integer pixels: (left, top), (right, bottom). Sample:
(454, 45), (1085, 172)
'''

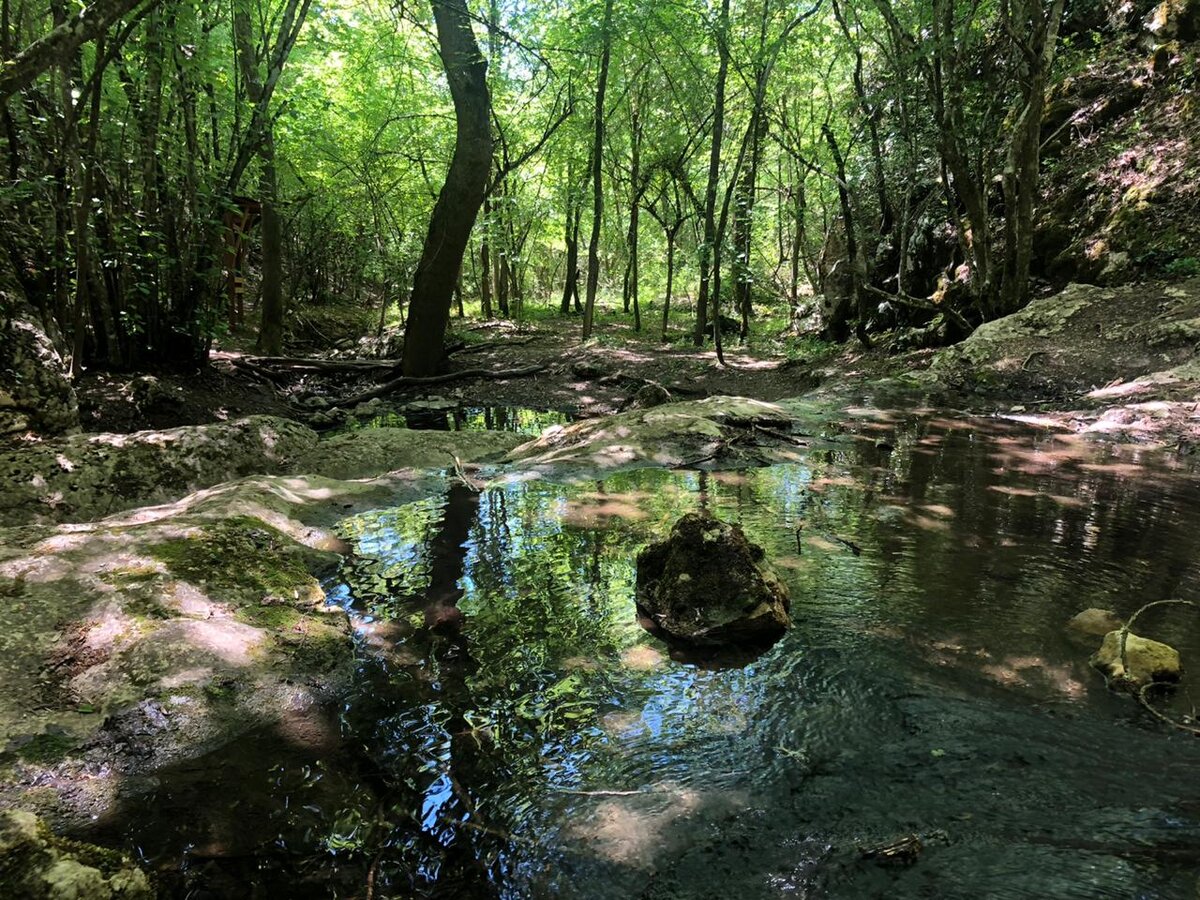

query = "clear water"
(352, 405), (572, 435)
(90, 409), (1200, 898)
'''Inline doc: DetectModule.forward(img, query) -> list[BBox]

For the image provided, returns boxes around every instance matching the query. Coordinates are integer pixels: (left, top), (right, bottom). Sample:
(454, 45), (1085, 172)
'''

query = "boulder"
(0, 416), (318, 526)
(1090, 630), (1182, 686)
(628, 382), (672, 410)
(635, 512), (791, 647)
(0, 301), (78, 436)
(0, 809), (153, 899)
(1068, 608), (1124, 636)
(507, 396), (806, 477)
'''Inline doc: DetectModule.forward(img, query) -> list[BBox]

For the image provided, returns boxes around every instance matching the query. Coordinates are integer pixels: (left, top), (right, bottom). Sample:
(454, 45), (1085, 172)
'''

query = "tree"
(401, 0), (493, 377)
(581, 0), (614, 341)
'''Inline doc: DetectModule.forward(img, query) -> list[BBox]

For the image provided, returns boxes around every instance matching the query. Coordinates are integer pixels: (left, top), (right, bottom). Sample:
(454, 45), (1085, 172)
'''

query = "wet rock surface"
(1091, 630), (1182, 686)
(635, 512), (791, 647)
(0, 415), (317, 526)
(0, 809), (152, 899)
(507, 396), (809, 476)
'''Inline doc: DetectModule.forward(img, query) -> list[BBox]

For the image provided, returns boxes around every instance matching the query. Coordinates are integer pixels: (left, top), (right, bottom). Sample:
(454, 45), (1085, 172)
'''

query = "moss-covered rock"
(0, 809), (152, 899)
(0, 303), (79, 437)
(635, 512), (792, 647)
(0, 416), (318, 526)
(1090, 630), (1182, 686)
(295, 426), (521, 479)
(1068, 608), (1125, 637)
(507, 396), (805, 477)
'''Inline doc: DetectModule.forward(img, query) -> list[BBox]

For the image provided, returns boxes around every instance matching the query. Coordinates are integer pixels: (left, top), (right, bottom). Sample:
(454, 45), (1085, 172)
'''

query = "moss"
(151, 516), (324, 606)
(0, 810), (154, 898)
(275, 623), (350, 674)
(236, 602), (305, 630)
(11, 731), (79, 765)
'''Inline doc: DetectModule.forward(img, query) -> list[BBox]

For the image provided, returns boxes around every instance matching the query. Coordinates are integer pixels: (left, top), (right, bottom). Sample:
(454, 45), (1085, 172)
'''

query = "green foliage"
(1164, 256), (1200, 278)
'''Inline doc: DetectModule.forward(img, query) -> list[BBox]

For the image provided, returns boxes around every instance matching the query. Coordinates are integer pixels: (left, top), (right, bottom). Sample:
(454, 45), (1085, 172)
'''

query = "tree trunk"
(661, 221), (680, 342)
(256, 132), (284, 354)
(480, 198), (493, 318)
(694, 0), (731, 347)
(401, 0), (492, 377)
(581, 0), (614, 340)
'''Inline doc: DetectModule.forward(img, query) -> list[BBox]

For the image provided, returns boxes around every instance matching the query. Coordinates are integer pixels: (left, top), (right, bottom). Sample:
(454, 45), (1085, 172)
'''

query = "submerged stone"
(1090, 630), (1182, 686)
(635, 512), (791, 647)
(1068, 608), (1124, 637)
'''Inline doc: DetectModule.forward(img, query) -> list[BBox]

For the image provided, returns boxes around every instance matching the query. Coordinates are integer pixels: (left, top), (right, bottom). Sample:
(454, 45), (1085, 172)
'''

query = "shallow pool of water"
(353, 405), (572, 435)
(89, 409), (1200, 898)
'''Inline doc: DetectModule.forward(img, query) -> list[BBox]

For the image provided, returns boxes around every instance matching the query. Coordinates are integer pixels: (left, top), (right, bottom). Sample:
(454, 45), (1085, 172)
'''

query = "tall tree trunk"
(581, 0), (614, 340)
(480, 198), (493, 318)
(661, 220), (681, 342)
(622, 97), (642, 328)
(402, 0), (492, 377)
(999, 0), (1064, 315)
(694, 0), (731, 346)
(257, 132), (283, 354)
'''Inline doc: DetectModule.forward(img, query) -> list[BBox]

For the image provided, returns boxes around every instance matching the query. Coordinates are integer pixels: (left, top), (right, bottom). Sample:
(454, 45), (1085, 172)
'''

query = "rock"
(507, 396), (805, 477)
(635, 512), (791, 647)
(571, 360), (608, 380)
(352, 397), (385, 418)
(1068, 608), (1124, 636)
(301, 395), (331, 411)
(0, 301), (79, 436)
(0, 416), (318, 526)
(629, 382), (672, 410)
(1090, 630), (1182, 686)
(404, 396), (457, 412)
(0, 809), (153, 899)
(296, 428), (521, 479)
(1144, 0), (1200, 42)
(129, 375), (183, 411)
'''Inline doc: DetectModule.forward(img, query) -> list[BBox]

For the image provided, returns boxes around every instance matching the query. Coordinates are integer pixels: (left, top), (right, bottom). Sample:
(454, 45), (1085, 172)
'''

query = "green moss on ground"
(151, 516), (325, 605)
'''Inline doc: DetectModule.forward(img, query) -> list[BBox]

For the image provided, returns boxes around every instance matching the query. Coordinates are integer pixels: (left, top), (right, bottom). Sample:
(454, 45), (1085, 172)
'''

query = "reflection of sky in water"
(332, 415), (1200, 898)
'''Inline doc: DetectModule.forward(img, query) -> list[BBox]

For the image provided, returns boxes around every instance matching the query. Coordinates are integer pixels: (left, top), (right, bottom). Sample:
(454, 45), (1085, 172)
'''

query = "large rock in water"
(635, 513), (791, 647)
(1090, 630), (1181, 686)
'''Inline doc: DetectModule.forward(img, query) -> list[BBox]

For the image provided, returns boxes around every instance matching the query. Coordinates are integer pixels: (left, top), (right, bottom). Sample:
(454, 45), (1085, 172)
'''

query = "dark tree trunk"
(581, 0), (614, 340)
(694, 0), (731, 347)
(402, 0), (492, 377)
(257, 133), (284, 354)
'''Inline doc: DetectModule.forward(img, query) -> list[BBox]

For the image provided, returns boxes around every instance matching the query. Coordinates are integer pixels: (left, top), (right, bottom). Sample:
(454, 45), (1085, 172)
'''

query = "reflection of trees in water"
(329, 424), (1200, 895)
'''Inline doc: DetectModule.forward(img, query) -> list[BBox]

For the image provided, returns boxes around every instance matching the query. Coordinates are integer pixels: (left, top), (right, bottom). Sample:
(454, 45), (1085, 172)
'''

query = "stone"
(571, 360), (608, 380)
(629, 382), (672, 410)
(302, 395), (331, 411)
(1090, 630), (1182, 686)
(0, 810), (152, 899)
(129, 375), (183, 411)
(635, 512), (791, 647)
(0, 301), (79, 435)
(507, 396), (804, 476)
(1144, 0), (1200, 42)
(1068, 608), (1124, 637)
(0, 416), (318, 526)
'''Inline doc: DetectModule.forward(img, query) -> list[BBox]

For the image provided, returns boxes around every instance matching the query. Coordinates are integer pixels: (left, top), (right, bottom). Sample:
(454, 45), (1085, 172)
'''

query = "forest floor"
(71, 275), (1200, 451)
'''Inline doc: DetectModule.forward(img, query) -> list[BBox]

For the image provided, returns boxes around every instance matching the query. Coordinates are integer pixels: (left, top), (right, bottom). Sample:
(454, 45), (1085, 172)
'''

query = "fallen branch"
(233, 356), (396, 373)
(862, 283), (973, 337)
(344, 363), (549, 405)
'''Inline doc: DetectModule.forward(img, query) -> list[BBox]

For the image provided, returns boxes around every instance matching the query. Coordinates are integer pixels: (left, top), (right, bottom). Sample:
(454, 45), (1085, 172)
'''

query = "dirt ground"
(71, 278), (1200, 452)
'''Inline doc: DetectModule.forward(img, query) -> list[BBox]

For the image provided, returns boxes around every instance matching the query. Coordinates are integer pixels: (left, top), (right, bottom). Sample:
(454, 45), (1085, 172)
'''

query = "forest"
(2, 0), (1200, 898)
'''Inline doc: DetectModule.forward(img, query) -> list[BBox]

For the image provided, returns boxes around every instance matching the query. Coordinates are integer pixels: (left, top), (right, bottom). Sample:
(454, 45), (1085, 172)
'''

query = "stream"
(85, 406), (1200, 898)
